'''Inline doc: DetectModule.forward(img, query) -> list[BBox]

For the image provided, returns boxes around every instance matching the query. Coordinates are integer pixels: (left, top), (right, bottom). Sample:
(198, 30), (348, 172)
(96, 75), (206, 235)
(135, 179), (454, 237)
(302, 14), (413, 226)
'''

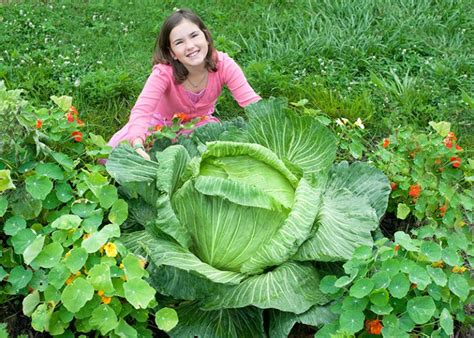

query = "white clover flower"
(355, 118), (365, 129)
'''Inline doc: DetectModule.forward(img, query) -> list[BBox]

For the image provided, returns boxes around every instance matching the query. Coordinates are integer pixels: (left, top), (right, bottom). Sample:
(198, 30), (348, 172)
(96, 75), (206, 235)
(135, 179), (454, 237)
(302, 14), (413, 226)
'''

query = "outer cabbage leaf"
(294, 162), (386, 262)
(201, 261), (329, 314)
(245, 99), (337, 177)
(169, 302), (264, 338)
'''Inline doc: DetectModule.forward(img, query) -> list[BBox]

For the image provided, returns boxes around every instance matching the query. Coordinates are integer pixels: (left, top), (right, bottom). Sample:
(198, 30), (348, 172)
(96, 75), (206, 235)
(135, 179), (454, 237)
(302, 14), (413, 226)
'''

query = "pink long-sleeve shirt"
(108, 51), (261, 147)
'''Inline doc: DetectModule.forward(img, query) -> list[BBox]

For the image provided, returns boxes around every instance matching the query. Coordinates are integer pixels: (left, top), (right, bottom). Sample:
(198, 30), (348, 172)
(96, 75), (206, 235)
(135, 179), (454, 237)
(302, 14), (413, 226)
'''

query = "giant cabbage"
(106, 99), (390, 337)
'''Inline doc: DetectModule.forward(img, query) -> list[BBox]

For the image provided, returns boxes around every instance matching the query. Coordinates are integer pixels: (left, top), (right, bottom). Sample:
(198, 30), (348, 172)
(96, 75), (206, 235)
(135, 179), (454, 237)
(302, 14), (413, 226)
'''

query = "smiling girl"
(108, 8), (261, 159)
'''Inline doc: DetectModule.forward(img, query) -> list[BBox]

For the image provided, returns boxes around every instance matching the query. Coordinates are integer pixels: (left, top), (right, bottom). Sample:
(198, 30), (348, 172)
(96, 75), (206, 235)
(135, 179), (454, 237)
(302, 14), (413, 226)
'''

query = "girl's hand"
(132, 138), (151, 161)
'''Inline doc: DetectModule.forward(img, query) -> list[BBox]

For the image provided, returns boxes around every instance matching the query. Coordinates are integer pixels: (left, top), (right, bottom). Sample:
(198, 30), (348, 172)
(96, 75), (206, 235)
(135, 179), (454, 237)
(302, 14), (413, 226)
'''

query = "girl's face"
(169, 19), (209, 71)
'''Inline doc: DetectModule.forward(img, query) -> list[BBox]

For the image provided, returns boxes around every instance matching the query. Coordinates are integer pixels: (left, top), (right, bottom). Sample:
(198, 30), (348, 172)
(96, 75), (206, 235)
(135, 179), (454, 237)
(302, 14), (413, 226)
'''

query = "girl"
(108, 8), (261, 160)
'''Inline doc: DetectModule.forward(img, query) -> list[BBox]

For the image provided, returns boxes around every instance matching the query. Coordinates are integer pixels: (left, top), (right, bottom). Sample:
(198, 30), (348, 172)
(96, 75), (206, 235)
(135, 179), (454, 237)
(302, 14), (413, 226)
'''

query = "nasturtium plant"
(106, 99), (391, 336)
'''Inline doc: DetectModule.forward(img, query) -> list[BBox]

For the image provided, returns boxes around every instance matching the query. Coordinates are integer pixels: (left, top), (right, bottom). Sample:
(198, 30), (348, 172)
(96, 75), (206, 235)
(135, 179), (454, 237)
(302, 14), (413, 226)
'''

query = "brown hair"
(152, 8), (217, 83)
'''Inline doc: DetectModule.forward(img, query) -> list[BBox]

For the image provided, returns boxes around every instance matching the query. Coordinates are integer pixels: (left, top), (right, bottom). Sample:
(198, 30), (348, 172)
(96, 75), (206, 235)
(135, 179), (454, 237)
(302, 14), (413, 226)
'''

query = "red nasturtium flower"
(439, 205), (447, 217)
(76, 118), (85, 127)
(66, 112), (74, 123)
(71, 131), (83, 142)
(408, 184), (421, 199)
(35, 119), (43, 129)
(69, 106), (79, 116)
(382, 138), (390, 148)
(390, 182), (398, 191)
(447, 131), (457, 141)
(365, 319), (383, 335)
(450, 156), (461, 168)
(455, 144), (463, 151)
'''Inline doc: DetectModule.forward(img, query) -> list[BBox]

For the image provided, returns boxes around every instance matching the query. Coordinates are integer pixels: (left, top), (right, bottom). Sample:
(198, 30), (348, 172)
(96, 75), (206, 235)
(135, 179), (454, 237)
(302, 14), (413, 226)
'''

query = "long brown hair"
(152, 9), (217, 83)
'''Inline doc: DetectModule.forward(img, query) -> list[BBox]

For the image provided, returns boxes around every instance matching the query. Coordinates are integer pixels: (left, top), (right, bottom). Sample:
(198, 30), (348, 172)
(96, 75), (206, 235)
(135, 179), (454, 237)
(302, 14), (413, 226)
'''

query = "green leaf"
(448, 274), (469, 301)
(381, 258), (400, 277)
(114, 319), (138, 338)
(87, 263), (114, 293)
(395, 231), (419, 252)
(64, 247), (88, 273)
(97, 185), (118, 209)
(319, 275), (340, 294)
(0, 196), (8, 216)
(48, 263), (71, 289)
(429, 121), (451, 137)
(440, 308), (453, 335)
(90, 304), (119, 335)
(23, 290), (40, 316)
(61, 278), (94, 312)
(342, 296), (368, 312)
(108, 199), (128, 225)
(407, 296), (436, 324)
(370, 303), (393, 315)
(170, 302), (264, 338)
(71, 201), (97, 218)
(396, 203), (410, 220)
(35, 163), (64, 180)
(51, 152), (74, 171)
(31, 242), (64, 269)
(50, 95), (72, 111)
(0, 169), (15, 192)
(442, 247), (463, 267)
(408, 264), (431, 290)
(370, 288), (389, 306)
(23, 235), (45, 265)
(31, 303), (54, 332)
(8, 265), (33, 290)
(123, 279), (156, 309)
(349, 278), (374, 298)
(388, 273), (410, 299)
(426, 266), (447, 287)
(123, 254), (146, 280)
(51, 214), (82, 230)
(81, 223), (120, 253)
(155, 307), (179, 332)
(371, 271), (391, 289)
(420, 241), (442, 262)
(3, 215), (26, 236)
(352, 245), (373, 260)
(55, 182), (74, 202)
(339, 309), (364, 334)
(25, 175), (53, 200)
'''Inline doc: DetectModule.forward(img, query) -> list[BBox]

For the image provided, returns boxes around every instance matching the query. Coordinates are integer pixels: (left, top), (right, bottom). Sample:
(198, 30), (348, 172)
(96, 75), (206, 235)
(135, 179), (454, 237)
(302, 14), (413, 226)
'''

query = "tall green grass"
(0, 0), (472, 145)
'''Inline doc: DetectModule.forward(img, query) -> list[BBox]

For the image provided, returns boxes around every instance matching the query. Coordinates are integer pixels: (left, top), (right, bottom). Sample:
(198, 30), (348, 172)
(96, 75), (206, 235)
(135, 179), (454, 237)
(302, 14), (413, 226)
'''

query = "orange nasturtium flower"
(35, 119), (43, 129)
(390, 182), (398, 191)
(71, 131), (83, 142)
(173, 112), (190, 122)
(101, 296), (112, 304)
(76, 118), (85, 127)
(103, 242), (118, 258)
(69, 106), (79, 116)
(394, 244), (400, 253)
(365, 319), (383, 335)
(66, 112), (75, 123)
(455, 144), (463, 151)
(408, 184), (421, 199)
(382, 138), (390, 148)
(439, 205), (447, 217)
(450, 156), (461, 168)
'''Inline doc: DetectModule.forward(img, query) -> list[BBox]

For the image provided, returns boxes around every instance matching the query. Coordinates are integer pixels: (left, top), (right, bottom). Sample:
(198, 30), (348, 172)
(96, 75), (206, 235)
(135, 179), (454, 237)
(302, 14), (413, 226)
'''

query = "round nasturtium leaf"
(0, 169), (15, 192)
(370, 303), (393, 315)
(43, 191), (61, 210)
(31, 303), (54, 332)
(420, 241), (442, 262)
(381, 259), (400, 277)
(55, 182), (74, 203)
(407, 296), (436, 324)
(155, 307), (178, 332)
(349, 278), (374, 298)
(108, 199), (128, 225)
(388, 273), (410, 299)
(334, 275), (355, 288)
(371, 270), (391, 289)
(408, 264), (431, 290)
(319, 275), (340, 294)
(339, 309), (364, 334)
(123, 279), (156, 309)
(97, 185), (118, 209)
(440, 308), (453, 335)
(352, 245), (373, 260)
(11, 229), (36, 255)
(3, 215), (27, 236)
(8, 265), (33, 290)
(31, 242), (64, 269)
(115, 319), (137, 337)
(61, 278), (94, 313)
(22, 290), (40, 316)
(370, 288), (389, 306)
(442, 247), (463, 267)
(87, 264), (114, 293)
(25, 175), (53, 200)
(427, 283), (442, 301)
(35, 163), (64, 180)
(89, 304), (119, 335)
(394, 231), (419, 252)
(123, 254), (146, 280)
(396, 203), (410, 220)
(426, 266), (447, 287)
(342, 296), (368, 312)
(23, 235), (45, 265)
(48, 263), (71, 289)
(71, 201), (98, 218)
(448, 274), (469, 301)
(64, 247), (88, 273)
(51, 214), (82, 230)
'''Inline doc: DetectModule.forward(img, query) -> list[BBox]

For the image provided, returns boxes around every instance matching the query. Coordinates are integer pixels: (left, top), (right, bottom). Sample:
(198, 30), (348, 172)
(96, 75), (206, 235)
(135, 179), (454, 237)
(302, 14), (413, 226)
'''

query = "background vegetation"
(0, 0), (472, 145)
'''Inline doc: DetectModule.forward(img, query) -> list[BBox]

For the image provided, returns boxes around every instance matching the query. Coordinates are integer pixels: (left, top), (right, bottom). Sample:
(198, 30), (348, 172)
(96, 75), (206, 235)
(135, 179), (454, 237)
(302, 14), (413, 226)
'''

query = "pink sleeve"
(221, 54), (261, 107)
(127, 65), (171, 142)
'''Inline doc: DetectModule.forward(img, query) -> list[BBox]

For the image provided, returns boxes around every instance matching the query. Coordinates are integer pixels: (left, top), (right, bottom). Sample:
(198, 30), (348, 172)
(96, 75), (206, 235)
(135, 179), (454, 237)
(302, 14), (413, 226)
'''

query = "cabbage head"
(106, 99), (390, 337)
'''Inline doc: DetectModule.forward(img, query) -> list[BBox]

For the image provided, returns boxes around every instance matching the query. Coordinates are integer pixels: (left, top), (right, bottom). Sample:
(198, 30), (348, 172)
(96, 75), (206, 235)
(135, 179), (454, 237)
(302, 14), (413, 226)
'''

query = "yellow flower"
(431, 260), (444, 268)
(97, 290), (105, 296)
(101, 296), (112, 304)
(103, 242), (118, 258)
(119, 263), (124, 269)
(139, 258), (147, 269)
(65, 274), (76, 285)
(459, 266), (467, 273)
(452, 266), (460, 273)
(65, 250), (71, 258)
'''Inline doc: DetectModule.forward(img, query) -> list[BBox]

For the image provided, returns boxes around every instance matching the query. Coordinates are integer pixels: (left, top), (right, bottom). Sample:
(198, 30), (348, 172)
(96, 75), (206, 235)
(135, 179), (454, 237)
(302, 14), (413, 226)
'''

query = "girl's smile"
(169, 19), (209, 71)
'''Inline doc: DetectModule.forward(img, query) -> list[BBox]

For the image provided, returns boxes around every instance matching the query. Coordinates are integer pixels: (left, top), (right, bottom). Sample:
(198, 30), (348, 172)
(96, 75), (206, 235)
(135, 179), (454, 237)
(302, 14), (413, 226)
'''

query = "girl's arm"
(221, 54), (261, 107)
(125, 65), (170, 144)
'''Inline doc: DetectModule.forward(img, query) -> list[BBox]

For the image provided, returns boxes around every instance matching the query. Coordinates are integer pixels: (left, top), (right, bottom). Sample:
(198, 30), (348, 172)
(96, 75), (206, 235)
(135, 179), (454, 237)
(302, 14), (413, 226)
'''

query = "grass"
(0, 0), (472, 146)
